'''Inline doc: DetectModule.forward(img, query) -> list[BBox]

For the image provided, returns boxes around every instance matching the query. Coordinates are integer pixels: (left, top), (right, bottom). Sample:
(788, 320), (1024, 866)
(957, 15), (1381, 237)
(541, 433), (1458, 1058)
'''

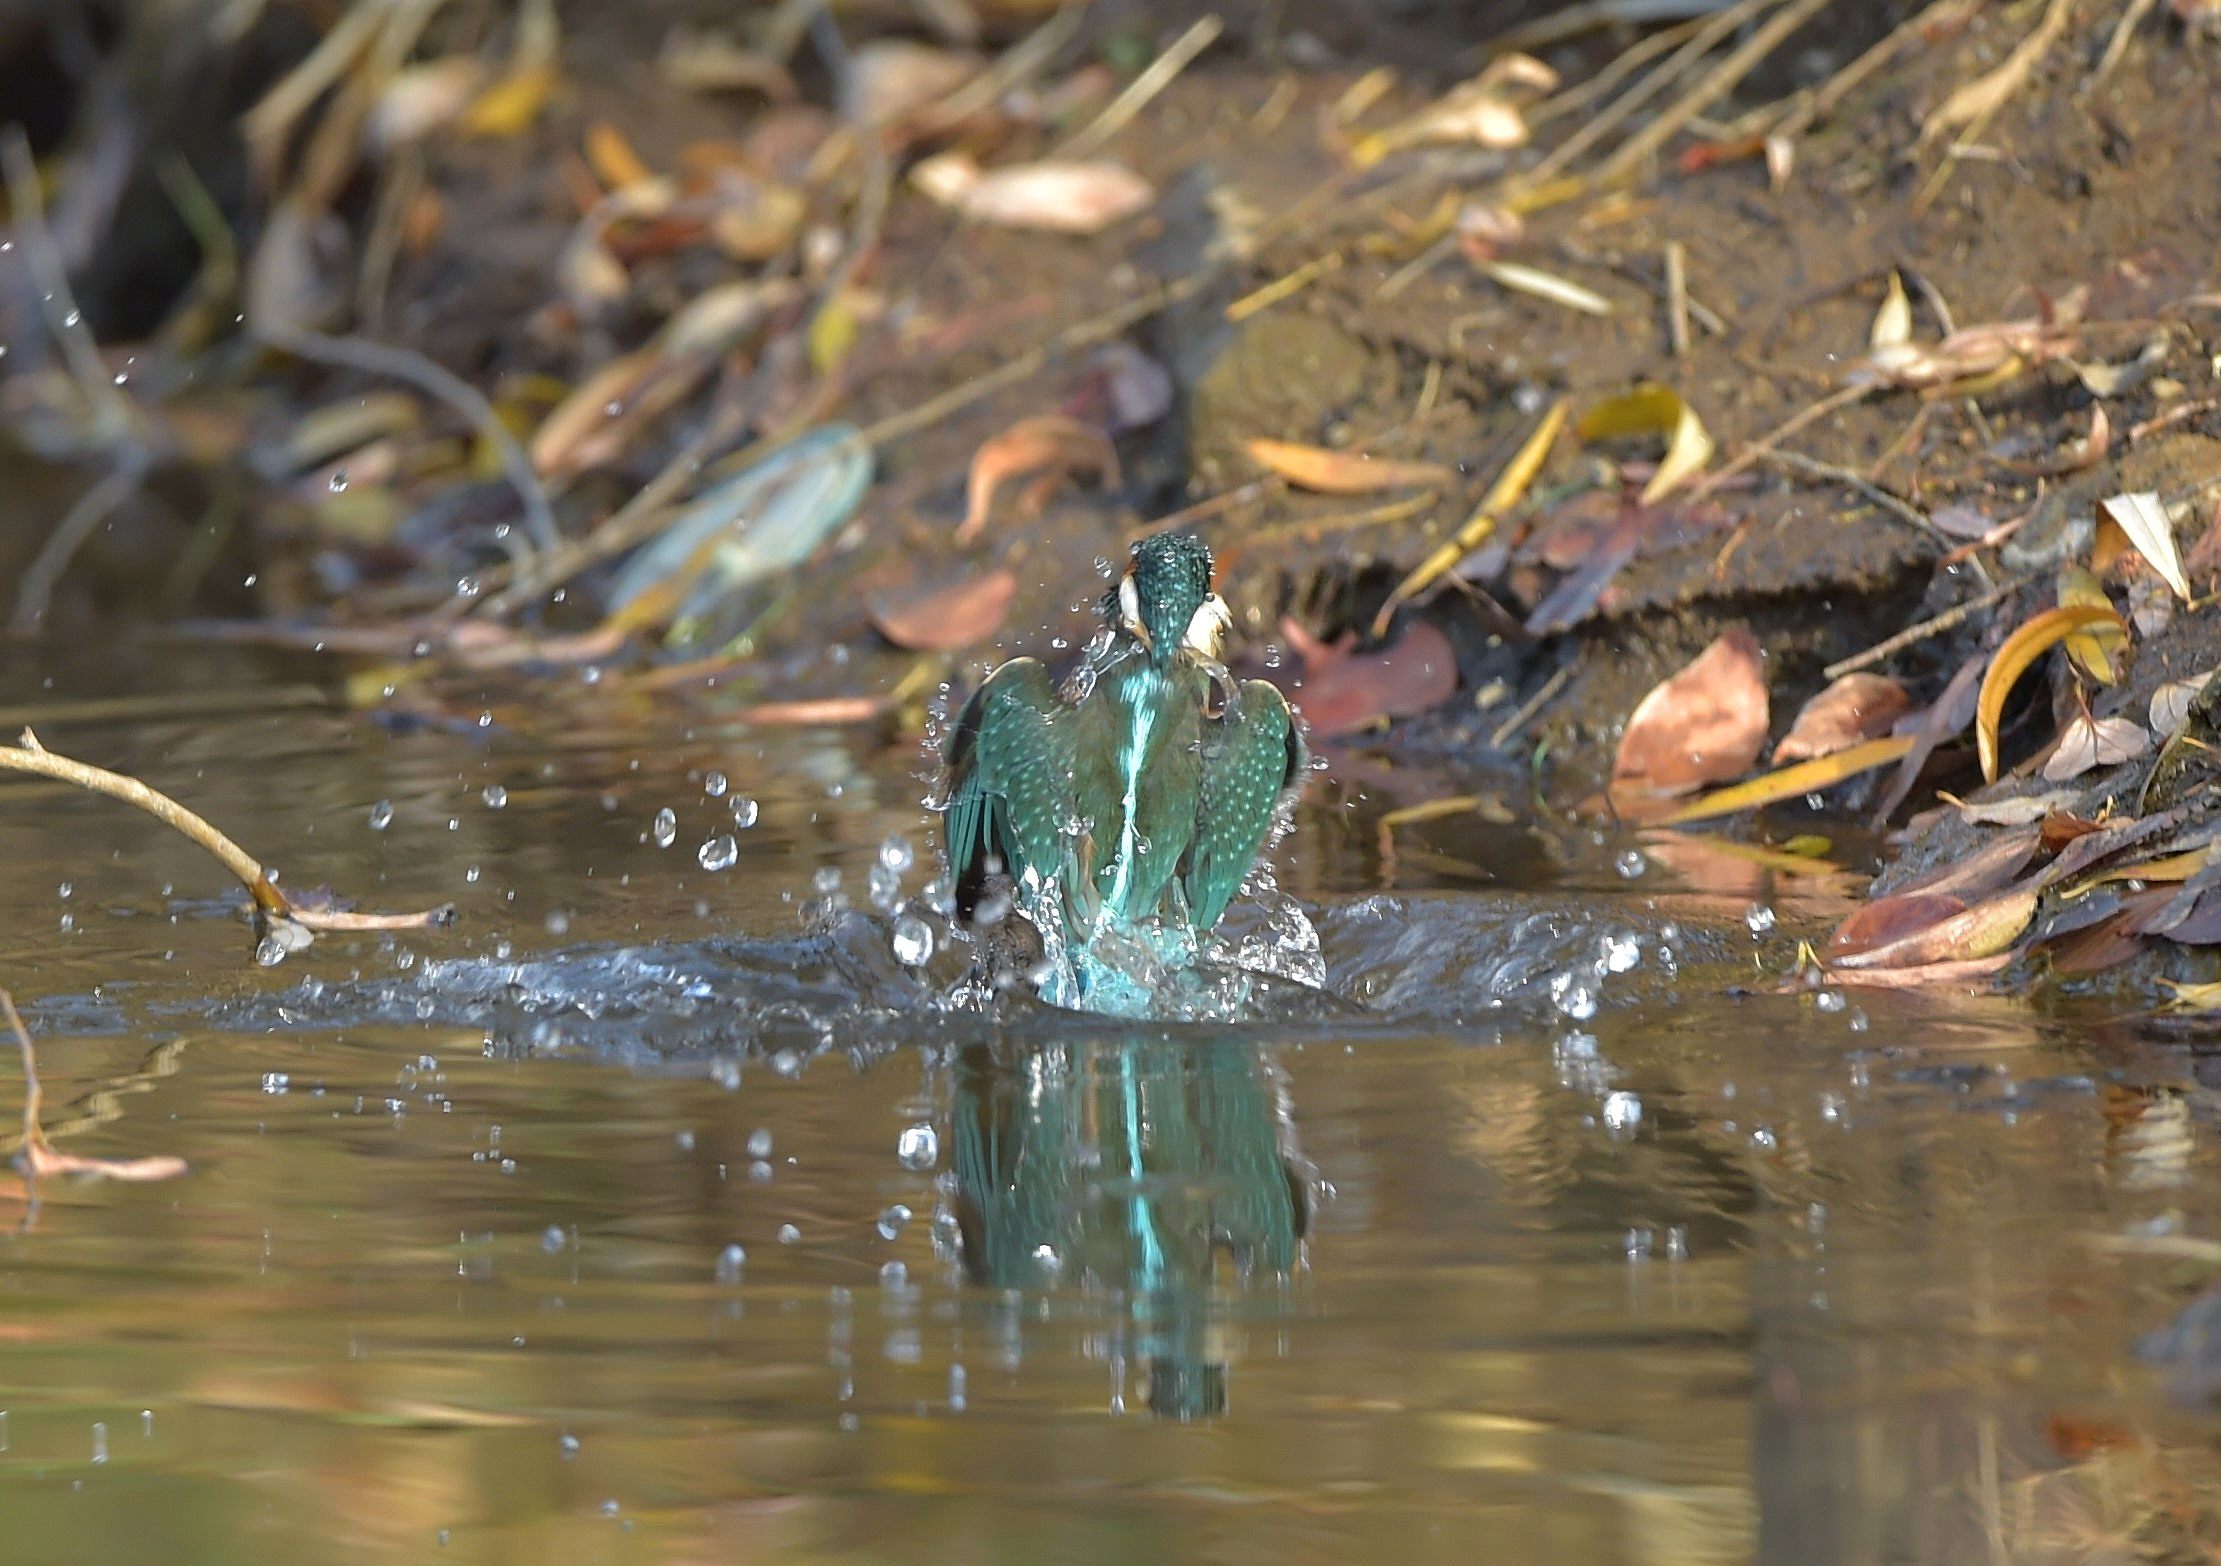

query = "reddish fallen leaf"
(1612, 628), (1769, 798)
(1831, 892), (2035, 976)
(869, 570), (1018, 652)
(1242, 438), (1454, 496)
(1774, 673), (1913, 763)
(2037, 810), (2104, 853)
(958, 416), (1119, 544)
(1826, 892), (1968, 960)
(1283, 617), (1458, 739)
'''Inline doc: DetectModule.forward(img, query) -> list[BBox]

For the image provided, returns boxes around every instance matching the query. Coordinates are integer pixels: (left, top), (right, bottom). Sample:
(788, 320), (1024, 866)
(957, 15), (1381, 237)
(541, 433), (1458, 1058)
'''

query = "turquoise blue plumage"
(941, 534), (1304, 977)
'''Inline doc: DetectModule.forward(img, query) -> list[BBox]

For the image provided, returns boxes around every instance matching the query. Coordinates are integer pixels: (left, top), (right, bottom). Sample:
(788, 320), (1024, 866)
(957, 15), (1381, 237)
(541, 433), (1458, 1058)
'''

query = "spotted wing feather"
(1182, 679), (1304, 932)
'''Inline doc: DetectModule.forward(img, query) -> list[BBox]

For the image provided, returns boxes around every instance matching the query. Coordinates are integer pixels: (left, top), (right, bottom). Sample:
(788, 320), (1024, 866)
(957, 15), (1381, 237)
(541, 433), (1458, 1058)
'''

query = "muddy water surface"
(2, 650), (2218, 1565)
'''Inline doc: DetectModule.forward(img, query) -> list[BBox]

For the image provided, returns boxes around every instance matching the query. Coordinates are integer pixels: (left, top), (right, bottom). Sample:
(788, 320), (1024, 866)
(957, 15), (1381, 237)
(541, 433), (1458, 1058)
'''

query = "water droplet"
(868, 863), (902, 911)
(891, 915), (933, 967)
(1814, 989), (1846, 1013)
(812, 865), (843, 894)
(746, 1128), (772, 1158)
(1745, 903), (1777, 935)
(482, 783), (507, 809)
(1550, 972), (1598, 1021)
(1601, 934), (1642, 973)
(261, 1072), (290, 1094)
(652, 808), (677, 848)
(777, 1223), (801, 1245)
(896, 1123), (938, 1170)
(879, 1260), (908, 1289)
(878, 836), (914, 873)
(698, 834), (738, 871)
(876, 1203), (912, 1240)
(328, 468), (349, 493)
(541, 1225), (566, 1252)
(91, 1421), (107, 1464)
(368, 799), (394, 831)
(715, 1243), (747, 1281)
(545, 910), (571, 936)
(704, 771), (729, 798)
(559, 1433), (581, 1458)
(1624, 1226), (1654, 1261)
(731, 796), (760, 828)
(1602, 1090), (1642, 1133)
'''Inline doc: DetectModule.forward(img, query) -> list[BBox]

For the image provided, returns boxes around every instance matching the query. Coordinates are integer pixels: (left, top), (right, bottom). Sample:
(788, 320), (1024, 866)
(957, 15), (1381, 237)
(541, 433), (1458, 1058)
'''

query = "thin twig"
(1491, 658), (1577, 749)
(0, 728), (452, 936)
(1756, 448), (1940, 537)
(1595, 0), (1837, 185)
(12, 456), (149, 634)
(1823, 576), (2031, 680)
(1520, 0), (1775, 190)
(2091, 0), (2163, 81)
(1053, 14), (1223, 160)
(1664, 240), (1691, 357)
(1687, 383), (1871, 504)
(260, 326), (558, 555)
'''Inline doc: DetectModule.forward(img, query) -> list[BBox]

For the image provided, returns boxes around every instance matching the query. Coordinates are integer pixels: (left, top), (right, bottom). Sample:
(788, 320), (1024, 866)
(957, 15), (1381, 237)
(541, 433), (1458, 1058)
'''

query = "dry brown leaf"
(870, 570), (1017, 652)
(1284, 618), (1458, 739)
(1831, 888), (2038, 971)
(1612, 628), (1768, 799)
(1774, 674), (1913, 763)
(1870, 269), (1913, 349)
(1827, 892), (1967, 959)
(2057, 565), (2124, 684)
(2043, 713), (2150, 782)
(842, 40), (980, 125)
(1947, 789), (2079, 826)
(1242, 438), (1453, 495)
(368, 59), (485, 150)
(2151, 677), (2204, 735)
(1818, 953), (2012, 989)
(958, 416), (1119, 544)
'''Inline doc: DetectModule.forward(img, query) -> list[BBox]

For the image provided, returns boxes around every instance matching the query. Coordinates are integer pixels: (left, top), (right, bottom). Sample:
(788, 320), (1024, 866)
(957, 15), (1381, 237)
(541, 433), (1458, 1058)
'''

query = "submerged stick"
(0, 728), (452, 938)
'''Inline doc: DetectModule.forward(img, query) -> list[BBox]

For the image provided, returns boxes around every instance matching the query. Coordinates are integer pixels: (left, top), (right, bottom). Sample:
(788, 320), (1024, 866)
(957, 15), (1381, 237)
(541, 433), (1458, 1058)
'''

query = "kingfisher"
(941, 533), (1304, 995)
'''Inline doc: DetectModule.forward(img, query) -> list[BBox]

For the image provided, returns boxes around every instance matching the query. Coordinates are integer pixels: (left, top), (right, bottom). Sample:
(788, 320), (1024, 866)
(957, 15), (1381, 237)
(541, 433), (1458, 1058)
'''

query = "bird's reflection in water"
(950, 1031), (1313, 1420)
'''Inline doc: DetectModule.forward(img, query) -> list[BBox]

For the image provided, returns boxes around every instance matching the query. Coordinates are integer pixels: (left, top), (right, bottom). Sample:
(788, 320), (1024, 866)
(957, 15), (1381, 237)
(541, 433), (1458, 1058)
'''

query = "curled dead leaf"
(958, 416), (1119, 544)
(1613, 627), (1768, 799)
(1827, 892), (1968, 960)
(1284, 617), (1458, 739)
(1831, 888), (2037, 971)
(1242, 438), (1453, 495)
(1975, 603), (2125, 781)
(1574, 383), (1712, 506)
(2042, 713), (2150, 782)
(2151, 677), (2204, 735)
(870, 570), (1017, 652)
(1774, 673), (1913, 763)
(2097, 492), (2193, 603)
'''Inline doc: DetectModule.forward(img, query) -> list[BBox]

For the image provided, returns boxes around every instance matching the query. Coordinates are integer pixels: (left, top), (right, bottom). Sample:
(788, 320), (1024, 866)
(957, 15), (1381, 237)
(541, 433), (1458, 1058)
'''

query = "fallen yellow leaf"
(1976, 603), (2125, 781)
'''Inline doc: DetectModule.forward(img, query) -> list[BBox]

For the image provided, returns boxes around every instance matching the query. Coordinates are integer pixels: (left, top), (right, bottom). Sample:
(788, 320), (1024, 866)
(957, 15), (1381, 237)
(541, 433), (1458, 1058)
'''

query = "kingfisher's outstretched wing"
(943, 657), (1072, 922)
(1182, 679), (1304, 932)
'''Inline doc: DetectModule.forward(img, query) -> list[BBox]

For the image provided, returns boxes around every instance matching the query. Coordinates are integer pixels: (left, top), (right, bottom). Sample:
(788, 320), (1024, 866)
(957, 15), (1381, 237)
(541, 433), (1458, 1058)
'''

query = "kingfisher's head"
(1110, 532), (1229, 668)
